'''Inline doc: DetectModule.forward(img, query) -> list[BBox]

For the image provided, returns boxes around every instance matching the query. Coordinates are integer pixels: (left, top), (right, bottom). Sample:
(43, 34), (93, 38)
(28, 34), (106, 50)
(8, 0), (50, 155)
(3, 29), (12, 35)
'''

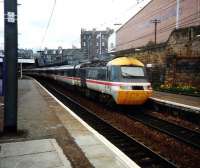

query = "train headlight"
(147, 85), (152, 90)
(120, 85), (132, 90)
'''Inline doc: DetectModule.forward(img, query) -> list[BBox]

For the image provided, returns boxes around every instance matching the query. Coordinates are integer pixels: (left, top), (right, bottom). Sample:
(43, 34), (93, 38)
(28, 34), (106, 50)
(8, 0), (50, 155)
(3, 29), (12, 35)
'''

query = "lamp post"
(176, 0), (180, 29)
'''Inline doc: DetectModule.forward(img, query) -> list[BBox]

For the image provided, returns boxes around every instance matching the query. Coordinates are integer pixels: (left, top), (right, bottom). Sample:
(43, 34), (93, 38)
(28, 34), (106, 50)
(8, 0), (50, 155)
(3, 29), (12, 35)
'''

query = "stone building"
(62, 49), (87, 65)
(81, 28), (113, 60)
(37, 48), (88, 67)
(18, 49), (34, 59)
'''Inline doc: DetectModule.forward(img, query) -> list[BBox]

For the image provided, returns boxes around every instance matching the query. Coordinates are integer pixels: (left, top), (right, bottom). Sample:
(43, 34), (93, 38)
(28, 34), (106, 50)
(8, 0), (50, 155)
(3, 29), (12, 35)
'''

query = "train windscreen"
(121, 66), (144, 77)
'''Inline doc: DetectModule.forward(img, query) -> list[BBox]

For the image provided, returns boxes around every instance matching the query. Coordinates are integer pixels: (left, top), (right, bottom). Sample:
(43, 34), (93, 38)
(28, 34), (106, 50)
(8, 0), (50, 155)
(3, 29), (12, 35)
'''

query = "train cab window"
(121, 66), (145, 77)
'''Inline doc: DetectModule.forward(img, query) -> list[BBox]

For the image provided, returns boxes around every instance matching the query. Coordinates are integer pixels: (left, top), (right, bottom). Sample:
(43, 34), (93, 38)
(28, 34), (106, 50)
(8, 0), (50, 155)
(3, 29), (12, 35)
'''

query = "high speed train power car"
(26, 57), (152, 105)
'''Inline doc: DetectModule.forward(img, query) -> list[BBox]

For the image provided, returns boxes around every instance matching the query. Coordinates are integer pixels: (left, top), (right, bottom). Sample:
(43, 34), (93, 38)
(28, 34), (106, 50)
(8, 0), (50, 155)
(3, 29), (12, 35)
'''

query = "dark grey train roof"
(77, 60), (108, 68)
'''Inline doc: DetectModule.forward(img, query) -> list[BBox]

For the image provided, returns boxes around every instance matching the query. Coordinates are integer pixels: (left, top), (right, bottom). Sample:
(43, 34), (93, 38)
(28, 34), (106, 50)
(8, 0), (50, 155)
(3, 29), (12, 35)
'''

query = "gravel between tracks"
(60, 86), (200, 168)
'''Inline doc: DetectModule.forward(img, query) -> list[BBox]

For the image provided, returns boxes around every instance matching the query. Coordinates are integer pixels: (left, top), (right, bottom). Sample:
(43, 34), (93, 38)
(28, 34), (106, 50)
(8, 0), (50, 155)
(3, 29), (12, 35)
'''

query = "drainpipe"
(176, 0), (180, 29)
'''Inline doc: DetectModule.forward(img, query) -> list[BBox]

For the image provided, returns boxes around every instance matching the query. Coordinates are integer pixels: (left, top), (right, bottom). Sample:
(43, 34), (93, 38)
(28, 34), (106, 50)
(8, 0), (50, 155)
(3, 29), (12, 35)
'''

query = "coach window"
(76, 69), (81, 77)
(61, 70), (65, 76)
(88, 69), (98, 79)
(64, 70), (68, 76)
(71, 69), (75, 77)
(98, 69), (106, 80)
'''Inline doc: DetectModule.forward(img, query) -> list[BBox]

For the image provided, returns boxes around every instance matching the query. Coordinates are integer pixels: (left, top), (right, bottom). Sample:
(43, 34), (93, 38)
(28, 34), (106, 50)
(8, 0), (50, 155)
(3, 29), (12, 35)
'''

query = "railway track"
(39, 79), (176, 168)
(127, 111), (200, 149)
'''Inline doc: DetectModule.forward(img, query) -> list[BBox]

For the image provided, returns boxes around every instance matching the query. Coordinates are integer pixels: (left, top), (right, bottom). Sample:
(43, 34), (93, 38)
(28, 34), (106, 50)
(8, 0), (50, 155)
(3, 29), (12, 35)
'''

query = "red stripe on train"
(61, 76), (122, 86)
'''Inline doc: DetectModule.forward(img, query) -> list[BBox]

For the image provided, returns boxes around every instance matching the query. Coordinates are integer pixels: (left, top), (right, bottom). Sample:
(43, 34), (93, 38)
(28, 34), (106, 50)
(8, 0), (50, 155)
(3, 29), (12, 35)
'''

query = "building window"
(102, 42), (105, 47)
(96, 42), (98, 46)
(83, 42), (86, 47)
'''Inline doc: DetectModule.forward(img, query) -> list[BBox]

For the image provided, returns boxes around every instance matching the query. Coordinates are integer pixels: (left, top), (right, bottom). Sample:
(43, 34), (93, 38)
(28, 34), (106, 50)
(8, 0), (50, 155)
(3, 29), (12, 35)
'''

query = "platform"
(0, 79), (139, 168)
(151, 91), (200, 113)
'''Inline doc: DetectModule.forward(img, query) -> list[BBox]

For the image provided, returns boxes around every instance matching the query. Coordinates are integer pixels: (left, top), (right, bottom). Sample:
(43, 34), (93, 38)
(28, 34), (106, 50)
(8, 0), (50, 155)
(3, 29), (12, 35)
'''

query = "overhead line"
(40, 0), (56, 49)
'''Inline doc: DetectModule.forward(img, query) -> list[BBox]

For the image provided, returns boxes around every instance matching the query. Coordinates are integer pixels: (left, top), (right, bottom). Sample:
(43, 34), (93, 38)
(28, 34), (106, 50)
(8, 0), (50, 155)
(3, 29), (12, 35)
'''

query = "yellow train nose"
(116, 90), (152, 105)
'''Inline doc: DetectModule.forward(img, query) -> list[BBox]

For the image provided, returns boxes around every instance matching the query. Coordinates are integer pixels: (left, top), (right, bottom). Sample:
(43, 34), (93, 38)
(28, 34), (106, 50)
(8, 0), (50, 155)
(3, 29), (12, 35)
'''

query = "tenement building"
(81, 28), (113, 60)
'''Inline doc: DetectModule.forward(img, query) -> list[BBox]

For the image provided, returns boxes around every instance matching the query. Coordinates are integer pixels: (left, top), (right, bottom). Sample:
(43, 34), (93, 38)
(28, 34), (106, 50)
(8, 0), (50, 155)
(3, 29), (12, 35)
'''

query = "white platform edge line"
(50, 139), (72, 168)
(150, 97), (200, 112)
(33, 79), (140, 168)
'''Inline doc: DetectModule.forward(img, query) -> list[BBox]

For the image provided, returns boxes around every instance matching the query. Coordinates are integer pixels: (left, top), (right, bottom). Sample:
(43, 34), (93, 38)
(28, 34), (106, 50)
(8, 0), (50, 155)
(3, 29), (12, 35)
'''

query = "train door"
(80, 69), (87, 88)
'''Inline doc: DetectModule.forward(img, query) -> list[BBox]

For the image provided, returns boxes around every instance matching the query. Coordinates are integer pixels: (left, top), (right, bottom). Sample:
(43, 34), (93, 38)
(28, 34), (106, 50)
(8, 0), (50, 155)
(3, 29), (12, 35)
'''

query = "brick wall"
(116, 0), (200, 51)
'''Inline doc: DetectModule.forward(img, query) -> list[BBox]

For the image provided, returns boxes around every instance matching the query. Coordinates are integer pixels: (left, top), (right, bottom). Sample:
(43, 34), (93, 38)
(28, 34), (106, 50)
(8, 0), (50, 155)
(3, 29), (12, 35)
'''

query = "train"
(25, 57), (152, 105)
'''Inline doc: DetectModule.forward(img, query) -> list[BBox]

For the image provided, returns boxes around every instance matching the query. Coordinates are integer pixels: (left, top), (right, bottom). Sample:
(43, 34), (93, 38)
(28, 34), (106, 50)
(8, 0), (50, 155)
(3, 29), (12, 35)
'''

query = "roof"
(107, 57), (144, 66)
(116, 0), (152, 33)
(0, 58), (35, 64)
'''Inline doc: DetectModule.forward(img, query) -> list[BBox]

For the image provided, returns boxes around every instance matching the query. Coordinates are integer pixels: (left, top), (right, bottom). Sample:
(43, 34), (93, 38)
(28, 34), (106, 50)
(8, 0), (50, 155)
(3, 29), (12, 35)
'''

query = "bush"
(154, 84), (200, 96)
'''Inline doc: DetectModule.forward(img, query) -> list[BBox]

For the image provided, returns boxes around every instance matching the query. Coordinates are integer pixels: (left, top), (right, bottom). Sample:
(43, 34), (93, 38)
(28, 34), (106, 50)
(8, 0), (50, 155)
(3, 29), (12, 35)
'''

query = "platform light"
(146, 64), (152, 68)
(135, 48), (141, 51)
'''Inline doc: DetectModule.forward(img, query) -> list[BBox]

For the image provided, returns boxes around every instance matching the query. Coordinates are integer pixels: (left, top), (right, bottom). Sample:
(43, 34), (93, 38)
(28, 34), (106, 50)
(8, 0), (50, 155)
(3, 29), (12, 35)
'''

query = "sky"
(0, 0), (150, 51)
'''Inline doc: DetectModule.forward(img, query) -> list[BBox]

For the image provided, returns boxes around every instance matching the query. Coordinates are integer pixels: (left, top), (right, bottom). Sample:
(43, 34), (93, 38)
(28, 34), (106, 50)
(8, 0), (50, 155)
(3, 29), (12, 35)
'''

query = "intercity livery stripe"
(58, 75), (150, 87)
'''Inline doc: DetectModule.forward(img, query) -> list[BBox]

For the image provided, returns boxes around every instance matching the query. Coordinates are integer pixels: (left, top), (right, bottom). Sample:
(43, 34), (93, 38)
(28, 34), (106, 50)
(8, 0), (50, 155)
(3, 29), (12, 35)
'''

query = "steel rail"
(127, 112), (200, 149)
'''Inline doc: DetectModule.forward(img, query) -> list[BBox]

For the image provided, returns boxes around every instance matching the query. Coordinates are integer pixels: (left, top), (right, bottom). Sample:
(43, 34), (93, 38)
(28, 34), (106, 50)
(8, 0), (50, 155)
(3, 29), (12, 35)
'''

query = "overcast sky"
(0, 0), (150, 50)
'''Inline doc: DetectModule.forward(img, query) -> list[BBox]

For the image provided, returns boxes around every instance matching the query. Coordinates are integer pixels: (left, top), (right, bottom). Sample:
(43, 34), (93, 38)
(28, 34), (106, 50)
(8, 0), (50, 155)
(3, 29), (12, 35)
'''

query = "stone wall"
(165, 26), (200, 88)
(125, 46), (166, 84)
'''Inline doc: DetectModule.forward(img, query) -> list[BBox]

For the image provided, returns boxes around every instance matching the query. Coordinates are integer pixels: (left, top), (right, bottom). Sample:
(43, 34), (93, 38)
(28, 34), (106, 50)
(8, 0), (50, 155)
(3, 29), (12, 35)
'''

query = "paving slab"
(0, 139), (53, 157)
(0, 139), (71, 168)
